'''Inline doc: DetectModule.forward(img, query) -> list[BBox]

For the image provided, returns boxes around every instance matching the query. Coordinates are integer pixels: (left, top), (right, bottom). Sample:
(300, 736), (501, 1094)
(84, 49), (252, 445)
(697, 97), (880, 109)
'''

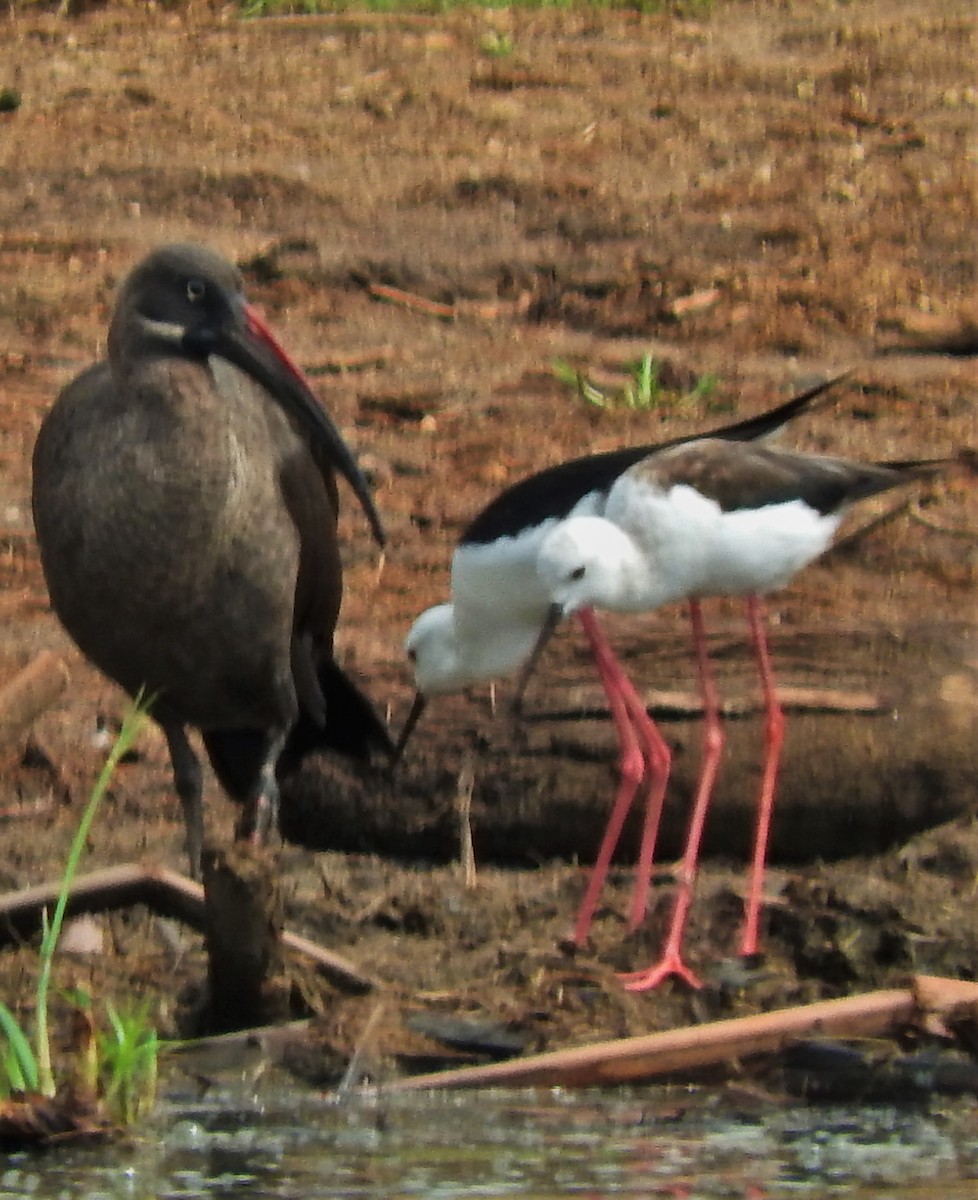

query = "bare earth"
(1, 0), (977, 1067)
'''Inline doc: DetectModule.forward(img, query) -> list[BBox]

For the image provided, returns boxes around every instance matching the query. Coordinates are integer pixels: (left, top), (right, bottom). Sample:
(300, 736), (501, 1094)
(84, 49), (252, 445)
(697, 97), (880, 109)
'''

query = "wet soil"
(0, 0), (977, 1067)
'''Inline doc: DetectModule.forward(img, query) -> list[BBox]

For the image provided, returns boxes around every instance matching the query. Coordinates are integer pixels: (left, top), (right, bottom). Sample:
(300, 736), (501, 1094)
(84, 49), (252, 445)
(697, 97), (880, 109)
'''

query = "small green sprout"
(479, 30), (515, 58)
(100, 1001), (160, 1126)
(553, 353), (720, 414)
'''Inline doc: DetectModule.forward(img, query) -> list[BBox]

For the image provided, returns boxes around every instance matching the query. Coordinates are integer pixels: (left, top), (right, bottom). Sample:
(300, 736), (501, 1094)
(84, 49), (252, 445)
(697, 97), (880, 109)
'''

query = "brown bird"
(32, 243), (392, 877)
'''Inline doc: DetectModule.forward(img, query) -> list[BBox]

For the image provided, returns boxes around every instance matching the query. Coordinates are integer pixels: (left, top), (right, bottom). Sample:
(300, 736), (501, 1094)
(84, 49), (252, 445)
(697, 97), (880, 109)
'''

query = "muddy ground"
(0, 0), (977, 1074)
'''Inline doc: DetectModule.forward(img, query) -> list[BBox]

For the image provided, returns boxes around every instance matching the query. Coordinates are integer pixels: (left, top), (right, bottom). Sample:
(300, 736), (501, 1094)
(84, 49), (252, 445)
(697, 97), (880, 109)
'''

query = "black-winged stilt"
(521, 440), (956, 989)
(399, 372), (958, 988)
(400, 375), (848, 722)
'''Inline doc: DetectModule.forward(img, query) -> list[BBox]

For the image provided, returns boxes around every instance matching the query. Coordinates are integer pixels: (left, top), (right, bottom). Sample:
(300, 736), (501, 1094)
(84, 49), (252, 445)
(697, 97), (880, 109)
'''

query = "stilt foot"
(618, 952), (703, 992)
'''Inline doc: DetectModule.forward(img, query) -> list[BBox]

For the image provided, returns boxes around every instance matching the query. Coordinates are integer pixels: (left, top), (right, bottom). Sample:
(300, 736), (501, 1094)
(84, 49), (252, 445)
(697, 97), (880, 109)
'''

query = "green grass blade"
(99, 1000), (159, 1125)
(1, 1047), (27, 1096)
(34, 697), (148, 1097)
(0, 999), (39, 1093)
(103, 1001), (125, 1046)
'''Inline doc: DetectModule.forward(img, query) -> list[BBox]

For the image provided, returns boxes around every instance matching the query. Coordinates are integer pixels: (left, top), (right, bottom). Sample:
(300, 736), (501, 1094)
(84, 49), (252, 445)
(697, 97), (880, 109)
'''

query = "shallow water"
(2, 1082), (977, 1199)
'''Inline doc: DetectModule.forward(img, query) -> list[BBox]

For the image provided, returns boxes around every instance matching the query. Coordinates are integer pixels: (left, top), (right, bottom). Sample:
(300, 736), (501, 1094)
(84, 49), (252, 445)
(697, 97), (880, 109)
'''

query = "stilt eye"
(186, 278), (207, 303)
(406, 648), (417, 663)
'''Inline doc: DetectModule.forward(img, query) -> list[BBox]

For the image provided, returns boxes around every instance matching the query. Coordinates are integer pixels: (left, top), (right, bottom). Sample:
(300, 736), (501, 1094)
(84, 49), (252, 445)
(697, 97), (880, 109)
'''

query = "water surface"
(2, 1081), (977, 1198)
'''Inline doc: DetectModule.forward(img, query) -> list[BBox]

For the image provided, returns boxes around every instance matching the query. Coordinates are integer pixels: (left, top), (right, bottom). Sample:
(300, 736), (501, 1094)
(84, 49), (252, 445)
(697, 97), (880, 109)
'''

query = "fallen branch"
(0, 795), (58, 821)
(239, 11), (445, 29)
(456, 754), (477, 890)
(528, 684), (888, 724)
(337, 1000), (387, 1094)
(874, 309), (978, 358)
(380, 975), (978, 1091)
(659, 684), (885, 719)
(0, 861), (377, 994)
(666, 287), (721, 319)
(305, 346), (394, 375)
(908, 497), (978, 541)
(368, 283), (455, 320)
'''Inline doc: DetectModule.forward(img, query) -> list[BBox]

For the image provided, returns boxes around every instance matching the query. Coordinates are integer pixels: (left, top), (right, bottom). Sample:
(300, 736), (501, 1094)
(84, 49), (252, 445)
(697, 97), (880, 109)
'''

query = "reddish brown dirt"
(1, 0), (977, 1071)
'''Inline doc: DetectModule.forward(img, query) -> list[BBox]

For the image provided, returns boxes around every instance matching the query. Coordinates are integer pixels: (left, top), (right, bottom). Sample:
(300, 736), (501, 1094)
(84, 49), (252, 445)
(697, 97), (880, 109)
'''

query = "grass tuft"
(553, 352), (720, 414)
(0, 699), (159, 1127)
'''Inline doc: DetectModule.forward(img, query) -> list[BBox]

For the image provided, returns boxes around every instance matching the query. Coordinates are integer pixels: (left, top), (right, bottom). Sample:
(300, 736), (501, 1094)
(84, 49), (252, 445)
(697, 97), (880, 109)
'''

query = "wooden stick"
(908, 498), (978, 541)
(666, 288), (721, 319)
(658, 685), (885, 719)
(239, 11), (444, 28)
(913, 973), (978, 1036)
(337, 1000), (387, 1095)
(368, 283), (455, 320)
(144, 866), (379, 993)
(0, 861), (377, 994)
(0, 864), (174, 940)
(456, 754), (477, 890)
(278, 927), (377, 994)
(167, 1019), (312, 1059)
(0, 652), (69, 766)
(165, 976), (978, 1091)
(305, 346), (394, 375)
(380, 986), (947, 1091)
(529, 684), (888, 724)
(0, 796), (57, 821)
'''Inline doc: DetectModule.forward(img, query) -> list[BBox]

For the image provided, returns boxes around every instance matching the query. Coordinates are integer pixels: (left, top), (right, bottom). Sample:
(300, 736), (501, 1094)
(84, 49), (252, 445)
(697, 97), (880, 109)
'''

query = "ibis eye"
(186, 278), (206, 303)
(570, 565), (586, 581)
(406, 648), (417, 663)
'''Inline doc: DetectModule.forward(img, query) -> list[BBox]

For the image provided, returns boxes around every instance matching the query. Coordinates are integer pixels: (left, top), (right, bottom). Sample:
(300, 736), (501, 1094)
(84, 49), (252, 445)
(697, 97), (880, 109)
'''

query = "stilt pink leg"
(625, 672), (673, 932)
(739, 594), (785, 959)
(572, 608), (671, 945)
(620, 599), (723, 992)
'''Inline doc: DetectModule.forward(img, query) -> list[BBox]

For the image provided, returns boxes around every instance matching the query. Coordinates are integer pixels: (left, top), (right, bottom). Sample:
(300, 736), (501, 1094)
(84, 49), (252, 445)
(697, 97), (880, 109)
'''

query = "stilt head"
(403, 603), (470, 695)
(108, 244), (385, 546)
(536, 516), (642, 614)
(393, 604), (462, 763)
